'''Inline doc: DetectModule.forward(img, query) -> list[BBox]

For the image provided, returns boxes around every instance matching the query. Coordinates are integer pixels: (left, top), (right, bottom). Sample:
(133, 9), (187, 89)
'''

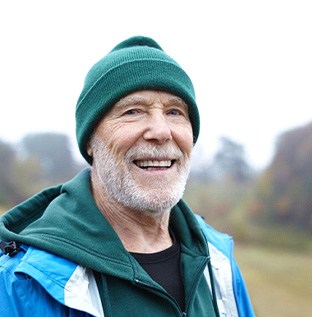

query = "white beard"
(90, 135), (191, 214)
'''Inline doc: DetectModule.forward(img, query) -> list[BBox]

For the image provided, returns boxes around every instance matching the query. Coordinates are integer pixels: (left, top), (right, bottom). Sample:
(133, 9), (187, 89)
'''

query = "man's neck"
(91, 175), (173, 253)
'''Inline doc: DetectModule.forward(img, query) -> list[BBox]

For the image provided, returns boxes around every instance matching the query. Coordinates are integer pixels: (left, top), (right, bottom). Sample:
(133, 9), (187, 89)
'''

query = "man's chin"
(118, 188), (183, 213)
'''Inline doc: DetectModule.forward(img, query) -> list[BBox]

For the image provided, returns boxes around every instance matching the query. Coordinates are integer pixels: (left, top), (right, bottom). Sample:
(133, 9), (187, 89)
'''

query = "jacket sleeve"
(0, 250), (38, 316)
(231, 258), (256, 317)
(0, 249), (70, 317)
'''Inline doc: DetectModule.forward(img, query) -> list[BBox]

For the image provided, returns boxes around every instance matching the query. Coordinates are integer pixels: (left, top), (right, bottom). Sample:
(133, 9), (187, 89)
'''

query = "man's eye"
(124, 109), (140, 115)
(168, 109), (182, 116)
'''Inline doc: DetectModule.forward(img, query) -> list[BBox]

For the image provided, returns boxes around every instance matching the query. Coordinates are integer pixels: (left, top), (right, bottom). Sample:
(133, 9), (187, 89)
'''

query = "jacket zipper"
(184, 257), (210, 314)
(134, 278), (187, 316)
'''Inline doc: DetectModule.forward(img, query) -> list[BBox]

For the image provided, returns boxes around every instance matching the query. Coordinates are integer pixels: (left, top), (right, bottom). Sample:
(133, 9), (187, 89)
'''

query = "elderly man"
(0, 36), (254, 316)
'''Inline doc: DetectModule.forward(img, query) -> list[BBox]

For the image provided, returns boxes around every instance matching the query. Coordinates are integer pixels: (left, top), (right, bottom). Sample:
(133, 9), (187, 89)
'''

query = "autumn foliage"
(255, 121), (312, 230)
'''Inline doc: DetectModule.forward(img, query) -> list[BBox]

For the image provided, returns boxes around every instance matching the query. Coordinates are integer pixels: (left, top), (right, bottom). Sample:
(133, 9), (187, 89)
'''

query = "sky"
(0, 0), (311, 170)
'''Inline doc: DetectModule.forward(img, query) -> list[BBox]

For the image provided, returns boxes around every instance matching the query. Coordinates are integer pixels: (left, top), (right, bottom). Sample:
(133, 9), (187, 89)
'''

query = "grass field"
(235, 244), (312, 317)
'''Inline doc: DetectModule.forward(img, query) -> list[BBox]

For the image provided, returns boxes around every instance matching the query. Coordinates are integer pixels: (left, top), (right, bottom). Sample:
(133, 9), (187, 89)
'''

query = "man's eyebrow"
(115, 96), (148, 108)
(165, 96), (188, 109)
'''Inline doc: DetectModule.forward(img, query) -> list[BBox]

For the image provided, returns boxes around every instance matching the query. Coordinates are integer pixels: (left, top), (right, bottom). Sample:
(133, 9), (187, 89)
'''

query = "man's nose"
(143, 113), (172, 144)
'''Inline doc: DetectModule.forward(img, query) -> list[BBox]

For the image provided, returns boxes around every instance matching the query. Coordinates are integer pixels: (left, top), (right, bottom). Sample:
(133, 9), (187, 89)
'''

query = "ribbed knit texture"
(75, 36), (200, 164)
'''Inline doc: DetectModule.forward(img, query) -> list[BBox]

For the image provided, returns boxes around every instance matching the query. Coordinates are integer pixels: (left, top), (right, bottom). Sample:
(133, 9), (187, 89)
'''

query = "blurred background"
(0, 1), (311, 316)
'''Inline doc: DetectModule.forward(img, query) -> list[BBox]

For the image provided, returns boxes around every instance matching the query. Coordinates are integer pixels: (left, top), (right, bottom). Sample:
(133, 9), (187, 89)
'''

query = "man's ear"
(87, 142), (93, 157)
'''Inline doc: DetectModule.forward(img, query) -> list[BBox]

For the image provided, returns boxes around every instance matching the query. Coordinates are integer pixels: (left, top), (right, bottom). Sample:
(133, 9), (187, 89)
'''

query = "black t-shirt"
(131, 232), (185, 310)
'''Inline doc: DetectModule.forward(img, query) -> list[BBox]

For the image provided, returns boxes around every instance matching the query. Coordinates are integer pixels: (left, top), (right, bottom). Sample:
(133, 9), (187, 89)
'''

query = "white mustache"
(126, 144), (184, 162)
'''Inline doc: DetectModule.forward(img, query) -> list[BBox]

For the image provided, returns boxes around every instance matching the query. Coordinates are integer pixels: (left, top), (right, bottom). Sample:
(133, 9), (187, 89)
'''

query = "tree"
(21, 132), (80, 183)
(211, 137), (253, 183)
(255, 121), (312, 230)
(0, 139), (25, 205)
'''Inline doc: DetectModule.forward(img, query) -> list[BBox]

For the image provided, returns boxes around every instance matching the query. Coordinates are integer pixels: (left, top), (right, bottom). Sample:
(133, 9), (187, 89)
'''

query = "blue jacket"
(0, 169), (255, 316)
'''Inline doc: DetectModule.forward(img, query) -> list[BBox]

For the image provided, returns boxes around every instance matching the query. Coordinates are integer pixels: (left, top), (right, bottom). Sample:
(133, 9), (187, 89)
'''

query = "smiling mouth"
(134, 160), (175, 169)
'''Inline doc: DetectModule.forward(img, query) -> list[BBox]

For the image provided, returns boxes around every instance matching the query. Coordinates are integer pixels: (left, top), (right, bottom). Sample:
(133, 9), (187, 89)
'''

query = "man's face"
(89, 90), (193, 213)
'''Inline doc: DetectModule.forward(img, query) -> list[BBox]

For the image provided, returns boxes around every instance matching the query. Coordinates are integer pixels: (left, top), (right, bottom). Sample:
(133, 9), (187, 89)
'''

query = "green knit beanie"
(76, 35), (200, 164)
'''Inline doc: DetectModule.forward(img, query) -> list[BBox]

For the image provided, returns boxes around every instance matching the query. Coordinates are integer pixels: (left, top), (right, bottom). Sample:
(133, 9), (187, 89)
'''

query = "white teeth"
(136, 160), (172, 168)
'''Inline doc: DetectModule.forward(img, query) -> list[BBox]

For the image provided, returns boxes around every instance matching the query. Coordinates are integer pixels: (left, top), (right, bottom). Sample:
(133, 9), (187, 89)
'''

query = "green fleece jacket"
(0, 168), (216, 316)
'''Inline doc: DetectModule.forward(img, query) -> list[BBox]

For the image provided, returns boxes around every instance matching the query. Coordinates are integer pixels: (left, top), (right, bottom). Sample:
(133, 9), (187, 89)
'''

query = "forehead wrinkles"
(114, 93), (188, 110)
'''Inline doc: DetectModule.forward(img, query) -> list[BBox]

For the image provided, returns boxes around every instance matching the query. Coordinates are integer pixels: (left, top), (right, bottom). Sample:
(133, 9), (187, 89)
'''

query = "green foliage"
(0, 132), (85, 207)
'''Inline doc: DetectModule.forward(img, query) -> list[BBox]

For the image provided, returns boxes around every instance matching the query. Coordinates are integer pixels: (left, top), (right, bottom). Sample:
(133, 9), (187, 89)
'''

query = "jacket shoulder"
(195, 216), (256, 317)
(195, 214), (233, 259)
(0, 245), (72, 317)
(0, 245), (32, 316)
